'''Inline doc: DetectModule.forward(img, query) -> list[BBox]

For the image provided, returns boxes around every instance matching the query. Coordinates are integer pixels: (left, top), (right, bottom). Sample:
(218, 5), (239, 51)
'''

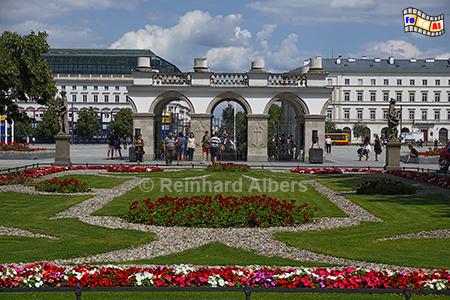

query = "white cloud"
(364, 40), (423, 58)
(206, 47), (254, 71)
(329, 0), (376, 8)
(435, 53), (450, 59)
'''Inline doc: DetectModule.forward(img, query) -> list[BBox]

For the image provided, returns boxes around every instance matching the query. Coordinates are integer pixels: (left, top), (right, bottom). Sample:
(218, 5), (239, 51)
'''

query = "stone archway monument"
(127, 56), (331, 162)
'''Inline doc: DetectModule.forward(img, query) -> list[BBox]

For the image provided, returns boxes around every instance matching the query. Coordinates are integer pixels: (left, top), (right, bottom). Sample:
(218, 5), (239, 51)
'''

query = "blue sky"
(0, 0), (449, 72)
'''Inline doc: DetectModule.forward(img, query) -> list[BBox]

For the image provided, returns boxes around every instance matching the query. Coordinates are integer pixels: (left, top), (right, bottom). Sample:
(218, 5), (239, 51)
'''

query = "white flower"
(174, 264), (196, 275)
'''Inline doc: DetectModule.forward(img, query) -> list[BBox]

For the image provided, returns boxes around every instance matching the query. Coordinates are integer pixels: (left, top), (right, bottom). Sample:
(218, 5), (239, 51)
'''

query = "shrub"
(355, 179), (416, 195)
(125, 194), (314, 228)
(35, 177), (91, 193)
(206, 163), (250, 172)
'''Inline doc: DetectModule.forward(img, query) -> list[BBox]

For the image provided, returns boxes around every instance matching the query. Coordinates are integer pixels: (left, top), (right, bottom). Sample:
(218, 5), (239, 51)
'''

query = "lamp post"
(70, 101), (74, 144)
(399, 104), (403, 142)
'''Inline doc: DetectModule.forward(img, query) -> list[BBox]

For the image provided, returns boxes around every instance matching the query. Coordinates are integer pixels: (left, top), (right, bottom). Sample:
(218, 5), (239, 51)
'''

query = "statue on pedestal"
(53, 91), (71, 166)
(387, 98), (399, 143)
(56, 91), (69, 135)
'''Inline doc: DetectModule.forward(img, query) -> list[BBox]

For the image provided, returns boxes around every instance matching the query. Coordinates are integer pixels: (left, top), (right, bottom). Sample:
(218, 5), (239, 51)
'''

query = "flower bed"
(290, 167), (384, 174)
(126, 194), (313, 227)
(206, 163), (250, 172)
(0, 142), (47, 152)
(106, 165), (163, 173)
(387, 170), (450, 190)
(0, 263), (448, 290)
(418, 148), (445, 157)
(34, 177), (91, 193)
(355, 179), (416, 195)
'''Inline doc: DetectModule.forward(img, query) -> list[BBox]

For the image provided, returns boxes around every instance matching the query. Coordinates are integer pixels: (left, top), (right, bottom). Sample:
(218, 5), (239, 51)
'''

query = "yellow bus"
(326, 133), (349, 145)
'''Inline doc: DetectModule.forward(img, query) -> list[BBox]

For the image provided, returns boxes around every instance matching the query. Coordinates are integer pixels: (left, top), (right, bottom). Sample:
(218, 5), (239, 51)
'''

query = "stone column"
(385, 142), (401, 170)
(303, 114), (326, 163)
(133, 113), (155, 161)
(247, 114), (268, 162)
(54, 135), (71, 166)
(189, 113), (212, 161)
(295, 115), (304, 160)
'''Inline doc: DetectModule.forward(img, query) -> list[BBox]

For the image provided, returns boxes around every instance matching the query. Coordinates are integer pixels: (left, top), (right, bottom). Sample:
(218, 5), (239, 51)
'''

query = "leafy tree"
(14, 117), (33, 142)
(353, 123), (370, 140)
(35, 98), (59, 142)
(109, 108), (133, 138)
(0, 31), (56, 121)
(75, 107), (101, 138)
(325, 121), (336, 133)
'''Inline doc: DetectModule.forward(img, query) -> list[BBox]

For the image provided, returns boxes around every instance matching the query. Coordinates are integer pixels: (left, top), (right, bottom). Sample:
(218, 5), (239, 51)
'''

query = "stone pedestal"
(247, 114), (268, 162)
(133, 113), (155, 161)
(54, 134), (71, 166)
(385, 142), (401, 171)
(190, 113), (212, 161)
(303, 115), (326, 163)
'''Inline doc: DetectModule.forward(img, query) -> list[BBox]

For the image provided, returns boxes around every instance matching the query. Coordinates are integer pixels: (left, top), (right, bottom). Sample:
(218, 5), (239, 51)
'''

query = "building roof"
(43, 49), (181, 75)
(292, 57), (450, 74)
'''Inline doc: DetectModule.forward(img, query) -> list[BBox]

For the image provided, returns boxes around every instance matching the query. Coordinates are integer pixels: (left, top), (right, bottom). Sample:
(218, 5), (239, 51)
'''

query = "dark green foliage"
(355, 179), (416, 195)
(109, 108), (133, 138)
(75, 107), (101, 137)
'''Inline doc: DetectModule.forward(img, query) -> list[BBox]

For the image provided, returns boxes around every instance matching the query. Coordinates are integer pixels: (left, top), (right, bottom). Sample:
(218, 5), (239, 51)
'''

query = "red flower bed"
(126, 194), (314, 227)
(206, 163), (251, 172)
(0, 142), (47, 152)
(35, 177), (91, 193)
(387, 170), (450, 190)
(290, 168), (384, 174)
(0, 263), (448, 290)
(418, 148), (445, 157)
(106, 165), (163, 173)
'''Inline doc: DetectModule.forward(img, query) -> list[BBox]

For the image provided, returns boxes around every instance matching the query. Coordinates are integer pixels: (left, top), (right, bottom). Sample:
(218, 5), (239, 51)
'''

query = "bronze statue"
(387, 98), (399, 142)
(56, 91), (69, 135)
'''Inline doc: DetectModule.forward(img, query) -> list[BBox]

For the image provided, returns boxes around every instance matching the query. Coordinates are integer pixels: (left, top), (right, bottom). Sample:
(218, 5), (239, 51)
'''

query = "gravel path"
(378, 229), (450, 241)
(0, 226), (59, 240)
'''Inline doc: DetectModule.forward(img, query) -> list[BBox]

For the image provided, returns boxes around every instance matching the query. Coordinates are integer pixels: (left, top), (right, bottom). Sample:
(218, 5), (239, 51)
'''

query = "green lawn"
(95, 170), (345, 218)
(0, 192), (154, 263)
(277, 181), (450, 268)
(56, 174), (128, 189)
(0, 291), (445, 300)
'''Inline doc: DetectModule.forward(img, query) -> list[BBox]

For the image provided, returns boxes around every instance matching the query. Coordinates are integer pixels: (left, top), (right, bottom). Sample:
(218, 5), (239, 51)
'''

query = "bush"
(206, 163), (250, 172)
(35, 177), (91, 193)
(125, 194), (314, 228)
(355, 179), (416, 195)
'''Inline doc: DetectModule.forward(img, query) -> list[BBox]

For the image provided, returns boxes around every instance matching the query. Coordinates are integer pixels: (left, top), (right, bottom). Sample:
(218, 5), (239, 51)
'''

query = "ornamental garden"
(0, 163), (449, 299)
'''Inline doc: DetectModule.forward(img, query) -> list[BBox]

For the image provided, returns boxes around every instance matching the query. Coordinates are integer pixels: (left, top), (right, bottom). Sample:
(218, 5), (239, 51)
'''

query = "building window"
(357, 109), (363, 120)
(448, 92), (450, 102)
(344, 78), (350, 85)
(383, 110), (388, 120)
(434, 92), (441, 102)
(397, 79), (402, 85)
(83, 85), (87, 90)
(383, 91), (389, 102)
(344, 109), (350, 120)
(371, 79), (376, 85)
(409, 110), (415, 120)
(344, 91), (350, 101)
(115, 95), (120, 103)
(72, 85), (76, 90)
(82, 94), (87, 102)
(370, 109), (376, 120)
(421, 110), (427, 120)
(326, 109), (332, 119)
(384, 79), (389, 85)
(357, 91), (363, 101)
(61, 85), (66, 91)
(93, 95), (98, 103)
(435, 79), (440, 86)
(358, 79), (363, 85)
(396, 91), (402, 102)
(327, 78), (332, 85)
(104, 113), (110, 119)
(448, 110), (450, 120)
(434, 110), (440, 120)
(104, 86), (109, 90)
(421, 91), (428, 102)
(93, 86), (98, 90)
(410, 79), (415, 86)
(409, 91), (415, 102)
(422, 79), (427, 86)
(115, 86), (120, 90)
(370, 91), (376, 101)
(104, 95), (109, 102)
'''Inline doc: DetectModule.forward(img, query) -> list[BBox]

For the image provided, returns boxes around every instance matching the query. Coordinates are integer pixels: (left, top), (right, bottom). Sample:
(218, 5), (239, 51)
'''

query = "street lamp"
(70, 101), (74, 144)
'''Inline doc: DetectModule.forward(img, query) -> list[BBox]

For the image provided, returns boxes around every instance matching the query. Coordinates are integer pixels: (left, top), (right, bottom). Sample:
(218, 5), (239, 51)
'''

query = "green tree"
(35, 98), (59, 142)
(325, 121), (336, 133)
(14, 118), (33, 142)
(0, 31), (56, 121)
(109, 108), (133, 138)
(353, 122), (370, 140)
(75, 107), (101, 138)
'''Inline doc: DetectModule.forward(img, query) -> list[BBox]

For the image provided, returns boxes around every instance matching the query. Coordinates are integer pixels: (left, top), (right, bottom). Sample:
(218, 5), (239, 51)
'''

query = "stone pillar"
(303, 115), (326, 163)
(385, 142), (401, 171)
(190, 113), (212, 161)
(133, 113), (155, 161)
(247, 114), (268, 162)
(54, 134), (71, 166)
(295, 115), (304, 160)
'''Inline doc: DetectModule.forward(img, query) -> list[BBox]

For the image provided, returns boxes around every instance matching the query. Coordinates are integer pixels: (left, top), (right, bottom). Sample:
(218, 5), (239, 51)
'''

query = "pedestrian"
(325, 135), (332, 154)
(374, 137), (382, 161)
(31, 136), (36, 144)
(107, 131), (115, 159)
(186, 132), (195, 161)
(163, 132), (175, 165)
(419, 139), (423, 148)
(363, 136), (371, 161)
(406, 144), (419, 163)
(134, 134), (144, 164)
(122, 135), (128, 150)
(210, 132), (221, 164)
(114, 135), (122, 160)
(175, 132), (186, 165)
(201, 131), (210, 163)
(434, 139), (439, 149)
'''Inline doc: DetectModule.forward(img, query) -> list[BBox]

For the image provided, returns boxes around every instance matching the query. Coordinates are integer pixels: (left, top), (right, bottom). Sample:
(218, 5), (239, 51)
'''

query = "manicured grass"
(0, 192), (154, 263)
(57, 174), (128, 189)
(114, 242), (330, 267)
(95, 170), (345, 218)
(318, 175), (387, 191)
(277, 191), (450, 269)
(0, 291), (445, 300)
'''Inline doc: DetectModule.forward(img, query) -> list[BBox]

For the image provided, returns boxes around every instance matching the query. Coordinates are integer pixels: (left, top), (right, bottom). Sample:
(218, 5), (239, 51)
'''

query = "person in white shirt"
(325, 136), (332, 154)
(186, 132), (195, 161)
(210, 132), (221, 164)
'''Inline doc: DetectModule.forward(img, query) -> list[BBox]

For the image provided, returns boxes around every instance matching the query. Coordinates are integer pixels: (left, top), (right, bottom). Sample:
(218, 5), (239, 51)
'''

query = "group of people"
(271, 134), (296, 160)
(357, 136), (384, 161)
(107, 131), (131, 160)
